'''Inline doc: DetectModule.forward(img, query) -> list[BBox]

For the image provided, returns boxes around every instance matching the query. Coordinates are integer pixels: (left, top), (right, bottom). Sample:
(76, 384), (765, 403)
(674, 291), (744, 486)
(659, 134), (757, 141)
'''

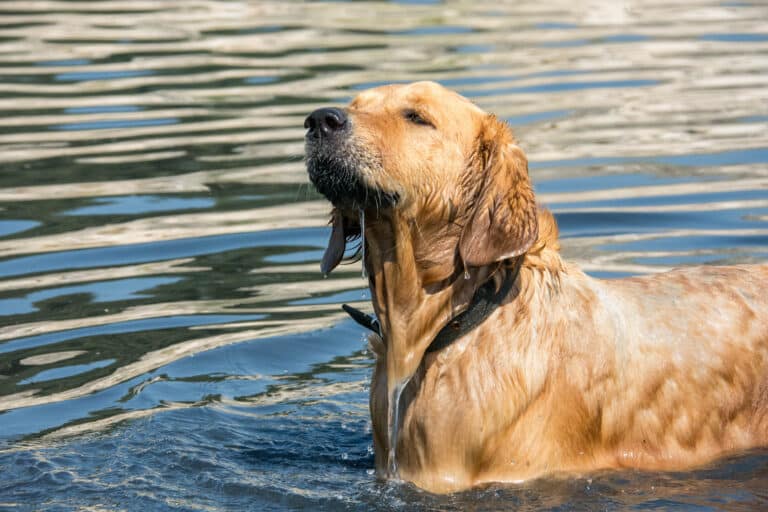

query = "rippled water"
(1, 1), (767, 510)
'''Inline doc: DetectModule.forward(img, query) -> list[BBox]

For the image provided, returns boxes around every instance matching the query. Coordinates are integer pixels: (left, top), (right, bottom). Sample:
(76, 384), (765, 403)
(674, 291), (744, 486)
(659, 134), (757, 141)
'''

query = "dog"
(304, 81), (768, 494)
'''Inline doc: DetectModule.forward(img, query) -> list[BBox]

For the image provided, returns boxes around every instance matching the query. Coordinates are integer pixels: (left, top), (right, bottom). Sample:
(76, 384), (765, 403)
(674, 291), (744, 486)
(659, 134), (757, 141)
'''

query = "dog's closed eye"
(403, 109), (434, 128)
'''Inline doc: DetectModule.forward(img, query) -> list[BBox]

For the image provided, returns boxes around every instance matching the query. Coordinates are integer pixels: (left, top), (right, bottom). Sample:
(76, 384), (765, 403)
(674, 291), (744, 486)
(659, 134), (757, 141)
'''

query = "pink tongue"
(321, 214), (346, 276)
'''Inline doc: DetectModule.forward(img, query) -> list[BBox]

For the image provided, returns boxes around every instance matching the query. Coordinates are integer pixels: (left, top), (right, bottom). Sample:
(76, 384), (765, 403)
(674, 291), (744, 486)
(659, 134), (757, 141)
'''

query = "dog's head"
(305, 81), (538, 276)
(306, 82), (541, 459)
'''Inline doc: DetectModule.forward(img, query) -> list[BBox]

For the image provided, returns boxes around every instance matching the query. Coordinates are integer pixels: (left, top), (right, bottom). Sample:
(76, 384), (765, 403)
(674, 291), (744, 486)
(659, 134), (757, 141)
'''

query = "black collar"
(341, 261), (521, 354)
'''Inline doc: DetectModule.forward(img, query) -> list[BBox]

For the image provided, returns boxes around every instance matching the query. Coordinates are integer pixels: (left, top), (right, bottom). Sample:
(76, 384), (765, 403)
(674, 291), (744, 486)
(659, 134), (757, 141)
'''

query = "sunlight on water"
(0, 0), (766, 510)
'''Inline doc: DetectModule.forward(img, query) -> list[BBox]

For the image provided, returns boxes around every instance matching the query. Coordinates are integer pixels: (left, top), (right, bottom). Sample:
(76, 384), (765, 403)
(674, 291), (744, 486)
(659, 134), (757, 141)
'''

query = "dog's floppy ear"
(459, 116), (538, 267)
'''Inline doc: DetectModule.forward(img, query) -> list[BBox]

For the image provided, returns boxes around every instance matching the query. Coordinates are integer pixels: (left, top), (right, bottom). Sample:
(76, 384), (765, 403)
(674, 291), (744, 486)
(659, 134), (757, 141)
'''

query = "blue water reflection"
(1, 0), (767, 509)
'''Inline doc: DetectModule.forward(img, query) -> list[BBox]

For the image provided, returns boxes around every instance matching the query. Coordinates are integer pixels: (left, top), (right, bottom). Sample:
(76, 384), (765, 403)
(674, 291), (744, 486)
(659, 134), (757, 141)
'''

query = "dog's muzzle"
(304, 108), (397, 209)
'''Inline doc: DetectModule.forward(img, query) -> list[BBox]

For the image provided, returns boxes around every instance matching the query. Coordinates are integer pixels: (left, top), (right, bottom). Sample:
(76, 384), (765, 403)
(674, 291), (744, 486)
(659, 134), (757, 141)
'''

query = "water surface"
(1, 1), (767, 510)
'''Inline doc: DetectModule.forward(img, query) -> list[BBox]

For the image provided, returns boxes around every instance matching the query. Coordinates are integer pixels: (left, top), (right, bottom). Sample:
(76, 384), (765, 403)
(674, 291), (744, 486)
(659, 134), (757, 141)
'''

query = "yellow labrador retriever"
(304, 81), (768, 494)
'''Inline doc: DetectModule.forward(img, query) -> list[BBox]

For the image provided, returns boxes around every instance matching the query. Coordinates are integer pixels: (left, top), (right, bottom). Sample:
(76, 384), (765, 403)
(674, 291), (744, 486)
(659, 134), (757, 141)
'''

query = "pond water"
(1, 1), (767, 510)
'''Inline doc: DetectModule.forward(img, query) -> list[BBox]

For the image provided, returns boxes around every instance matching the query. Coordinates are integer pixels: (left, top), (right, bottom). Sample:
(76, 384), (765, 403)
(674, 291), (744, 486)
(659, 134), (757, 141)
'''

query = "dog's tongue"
(321, 213), (346, 276)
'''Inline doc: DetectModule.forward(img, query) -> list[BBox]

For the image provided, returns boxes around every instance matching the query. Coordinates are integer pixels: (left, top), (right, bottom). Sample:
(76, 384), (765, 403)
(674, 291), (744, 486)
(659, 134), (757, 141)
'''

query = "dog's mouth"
(306, 152), (397, 210)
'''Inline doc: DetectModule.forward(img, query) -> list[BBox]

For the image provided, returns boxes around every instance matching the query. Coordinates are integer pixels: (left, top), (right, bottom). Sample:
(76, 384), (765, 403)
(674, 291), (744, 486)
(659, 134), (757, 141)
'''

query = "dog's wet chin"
(307, 154), (363, 206)
(306, 154), (397, 209)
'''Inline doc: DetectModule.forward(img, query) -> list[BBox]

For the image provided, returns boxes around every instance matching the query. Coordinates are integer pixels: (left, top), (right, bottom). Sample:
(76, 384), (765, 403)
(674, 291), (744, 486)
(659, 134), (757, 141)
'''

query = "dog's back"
(581, 264), (768, 468)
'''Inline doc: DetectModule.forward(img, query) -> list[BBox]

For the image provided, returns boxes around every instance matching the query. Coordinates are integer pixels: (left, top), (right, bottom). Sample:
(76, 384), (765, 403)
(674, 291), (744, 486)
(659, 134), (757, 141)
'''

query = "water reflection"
(0, 0), (767, 509)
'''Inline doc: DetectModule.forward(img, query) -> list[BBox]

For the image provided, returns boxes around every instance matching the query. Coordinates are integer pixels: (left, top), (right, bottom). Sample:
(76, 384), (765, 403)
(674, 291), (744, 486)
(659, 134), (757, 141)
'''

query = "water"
(1, 0), (767, 509)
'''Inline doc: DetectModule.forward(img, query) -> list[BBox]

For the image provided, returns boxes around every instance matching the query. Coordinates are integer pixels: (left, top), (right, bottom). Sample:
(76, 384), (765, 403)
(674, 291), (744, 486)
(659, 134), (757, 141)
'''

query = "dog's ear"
(459, 116), (538, 267)
(321, 208), (347, 275)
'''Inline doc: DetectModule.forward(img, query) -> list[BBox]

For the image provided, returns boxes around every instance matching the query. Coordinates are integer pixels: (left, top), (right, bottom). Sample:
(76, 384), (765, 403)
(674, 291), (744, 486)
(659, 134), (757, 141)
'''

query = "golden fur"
(307, 81), (768, 494)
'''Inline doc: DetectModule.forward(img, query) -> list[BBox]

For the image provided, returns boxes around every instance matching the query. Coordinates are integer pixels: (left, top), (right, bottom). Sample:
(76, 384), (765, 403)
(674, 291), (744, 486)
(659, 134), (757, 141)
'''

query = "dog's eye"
(403, 109), (434, 127)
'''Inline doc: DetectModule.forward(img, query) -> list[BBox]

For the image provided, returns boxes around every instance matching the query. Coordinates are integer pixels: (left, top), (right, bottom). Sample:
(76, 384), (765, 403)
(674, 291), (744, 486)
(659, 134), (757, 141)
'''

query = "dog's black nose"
(304, 107), (348, 136)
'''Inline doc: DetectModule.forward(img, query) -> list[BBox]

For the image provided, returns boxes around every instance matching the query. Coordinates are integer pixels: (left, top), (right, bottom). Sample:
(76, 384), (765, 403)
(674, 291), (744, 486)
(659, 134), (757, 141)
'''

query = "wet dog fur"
(305, 81), (768, 494)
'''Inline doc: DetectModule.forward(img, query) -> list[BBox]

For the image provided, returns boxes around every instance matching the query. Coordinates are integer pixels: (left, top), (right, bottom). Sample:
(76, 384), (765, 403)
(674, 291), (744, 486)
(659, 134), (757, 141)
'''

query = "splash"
(387, 377), (411, 478)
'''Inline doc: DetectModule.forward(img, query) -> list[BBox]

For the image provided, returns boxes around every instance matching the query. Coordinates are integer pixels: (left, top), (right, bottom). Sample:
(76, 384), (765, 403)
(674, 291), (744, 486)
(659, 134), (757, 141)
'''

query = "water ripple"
(0, 0), (767, 509)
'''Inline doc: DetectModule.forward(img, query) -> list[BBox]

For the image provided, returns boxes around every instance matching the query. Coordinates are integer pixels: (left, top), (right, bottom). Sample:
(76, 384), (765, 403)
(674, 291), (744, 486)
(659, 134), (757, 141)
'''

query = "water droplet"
(388, 378), (411, 478)
(359, 209), (368, 279)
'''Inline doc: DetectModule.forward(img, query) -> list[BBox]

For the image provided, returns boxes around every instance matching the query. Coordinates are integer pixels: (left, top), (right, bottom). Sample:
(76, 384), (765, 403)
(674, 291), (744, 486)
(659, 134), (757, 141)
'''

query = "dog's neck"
(359, 209), (499, 474)
(357, 208), (562, 475)
(425, 258), (522, 354)
(362, 213), (493, 373)
(361, 208), (561, 362)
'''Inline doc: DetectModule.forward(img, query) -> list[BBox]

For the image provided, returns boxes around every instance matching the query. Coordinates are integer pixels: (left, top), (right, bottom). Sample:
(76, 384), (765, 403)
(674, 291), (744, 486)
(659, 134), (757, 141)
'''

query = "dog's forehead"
(350, 81), (484, 117)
